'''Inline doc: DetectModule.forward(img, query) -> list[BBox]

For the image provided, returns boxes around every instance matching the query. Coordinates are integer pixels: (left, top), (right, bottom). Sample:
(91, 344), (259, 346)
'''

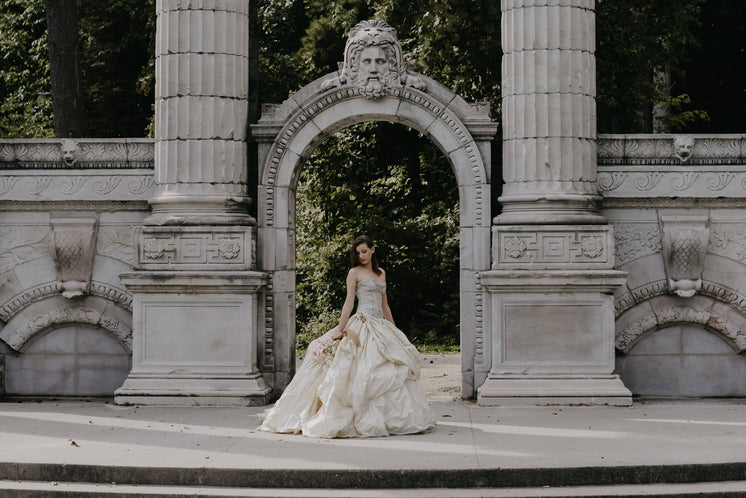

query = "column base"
(115, 375), (270, 406)
(477, 375), (632, 406)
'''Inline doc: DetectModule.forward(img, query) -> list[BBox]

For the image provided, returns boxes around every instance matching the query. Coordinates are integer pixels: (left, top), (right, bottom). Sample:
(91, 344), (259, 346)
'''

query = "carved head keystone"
(320, 19), (425, 98)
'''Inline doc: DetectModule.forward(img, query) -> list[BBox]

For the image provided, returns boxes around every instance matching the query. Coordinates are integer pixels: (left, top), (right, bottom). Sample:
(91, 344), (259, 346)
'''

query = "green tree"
(596, 0), (705, 133)
(0, 0), (53, 137)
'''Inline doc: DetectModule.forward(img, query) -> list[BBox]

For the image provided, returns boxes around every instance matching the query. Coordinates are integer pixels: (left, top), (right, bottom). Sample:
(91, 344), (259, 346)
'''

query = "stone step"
(1, 462), (746, 492)
(1, 480), (746, 497)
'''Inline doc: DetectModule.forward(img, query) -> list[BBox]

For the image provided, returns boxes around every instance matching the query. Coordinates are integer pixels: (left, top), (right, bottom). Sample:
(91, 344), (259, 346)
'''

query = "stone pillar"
(478, 0), (631, 405)
(148, 0), (252, 226)
(497, 0), (603, 225)
(116, 0), (270, 405)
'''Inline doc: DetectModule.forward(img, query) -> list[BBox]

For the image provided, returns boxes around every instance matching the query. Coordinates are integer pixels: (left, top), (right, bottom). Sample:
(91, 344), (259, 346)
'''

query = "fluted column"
(148, 0), (252, 225)
(497, 0), (604, 224)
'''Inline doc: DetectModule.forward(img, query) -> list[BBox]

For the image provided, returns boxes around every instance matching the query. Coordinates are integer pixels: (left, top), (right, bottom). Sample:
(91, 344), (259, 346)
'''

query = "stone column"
(116, 0), (270, 406)
(497, 0), (603, 225)
(148, 0), (253, 226)
(478, 0), (631, 405)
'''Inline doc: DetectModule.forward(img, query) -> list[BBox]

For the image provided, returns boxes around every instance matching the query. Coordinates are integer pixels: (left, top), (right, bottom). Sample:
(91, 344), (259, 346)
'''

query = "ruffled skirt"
(258, 313), (436, 438)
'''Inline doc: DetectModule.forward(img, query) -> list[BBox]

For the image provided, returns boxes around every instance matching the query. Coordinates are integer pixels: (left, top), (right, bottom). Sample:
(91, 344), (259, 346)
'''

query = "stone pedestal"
(478, 226), (631, 405)
(115, 269), (269, 406)
(115, 226), (269, 406)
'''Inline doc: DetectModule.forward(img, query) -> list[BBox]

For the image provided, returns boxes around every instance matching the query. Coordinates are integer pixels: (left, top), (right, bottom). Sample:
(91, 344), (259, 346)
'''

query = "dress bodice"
(355, 277), (386, 318)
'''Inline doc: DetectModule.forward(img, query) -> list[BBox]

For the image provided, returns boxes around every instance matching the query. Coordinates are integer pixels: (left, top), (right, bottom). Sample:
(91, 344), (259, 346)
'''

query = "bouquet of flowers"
(307, 333), (341, 368)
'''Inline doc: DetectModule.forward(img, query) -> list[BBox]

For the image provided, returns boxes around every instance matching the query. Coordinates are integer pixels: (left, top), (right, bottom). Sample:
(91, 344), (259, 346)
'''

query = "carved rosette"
(660, 216), (709, 297)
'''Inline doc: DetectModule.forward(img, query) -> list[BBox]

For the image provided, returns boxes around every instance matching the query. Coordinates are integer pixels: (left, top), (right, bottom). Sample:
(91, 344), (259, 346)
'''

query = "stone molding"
(598, 135), (746, 199)
(0, 226), (50, 274)
(616, 302), (746, 354)
(0, 170), (155, 202)
(492, 225), (614, 270)
(0, 139), (154, 170)
(134, 226), (255, 270)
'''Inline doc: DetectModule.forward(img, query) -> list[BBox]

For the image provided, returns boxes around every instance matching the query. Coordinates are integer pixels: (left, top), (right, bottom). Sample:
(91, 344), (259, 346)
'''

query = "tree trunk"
(45, 0), (85, 137)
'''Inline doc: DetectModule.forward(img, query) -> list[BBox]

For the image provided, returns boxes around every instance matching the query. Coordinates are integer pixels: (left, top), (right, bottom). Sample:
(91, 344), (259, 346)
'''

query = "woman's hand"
(345, 329), (361, 348)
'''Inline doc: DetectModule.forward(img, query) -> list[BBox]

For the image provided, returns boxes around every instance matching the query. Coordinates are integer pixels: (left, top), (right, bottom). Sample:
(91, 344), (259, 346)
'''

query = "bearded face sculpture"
(320, 19), (425, 98)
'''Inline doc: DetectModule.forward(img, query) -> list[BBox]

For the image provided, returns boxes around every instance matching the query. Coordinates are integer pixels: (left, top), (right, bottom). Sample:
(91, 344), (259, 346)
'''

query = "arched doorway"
(252, 73), (497, 398)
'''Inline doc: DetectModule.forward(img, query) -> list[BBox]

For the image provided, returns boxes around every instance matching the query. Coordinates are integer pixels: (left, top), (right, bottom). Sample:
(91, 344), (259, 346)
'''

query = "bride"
(258, 235), (436, 438)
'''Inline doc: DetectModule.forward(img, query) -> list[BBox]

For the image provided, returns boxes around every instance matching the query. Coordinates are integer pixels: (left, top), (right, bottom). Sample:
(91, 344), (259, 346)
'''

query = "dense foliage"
(295, 123), (460, 348)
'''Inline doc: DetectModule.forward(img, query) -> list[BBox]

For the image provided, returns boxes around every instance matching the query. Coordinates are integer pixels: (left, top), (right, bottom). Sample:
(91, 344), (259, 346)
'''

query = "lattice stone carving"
(660, 216), (709, 297)
(493, 225), (615, 269)
(135, 226), (255, 270)
(50, 217), (98, 298)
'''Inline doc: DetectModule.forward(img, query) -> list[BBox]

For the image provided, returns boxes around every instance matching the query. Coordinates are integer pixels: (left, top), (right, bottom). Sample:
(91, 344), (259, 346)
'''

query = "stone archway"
(252, 73), (497, 398)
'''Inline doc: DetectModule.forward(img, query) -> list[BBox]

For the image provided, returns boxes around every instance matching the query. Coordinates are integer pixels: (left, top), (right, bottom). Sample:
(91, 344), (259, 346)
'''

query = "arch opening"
(254, 78), (496, 398)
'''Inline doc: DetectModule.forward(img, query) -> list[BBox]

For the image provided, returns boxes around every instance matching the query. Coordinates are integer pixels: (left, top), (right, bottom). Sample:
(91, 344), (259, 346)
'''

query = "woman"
(258, 235), (435, 438)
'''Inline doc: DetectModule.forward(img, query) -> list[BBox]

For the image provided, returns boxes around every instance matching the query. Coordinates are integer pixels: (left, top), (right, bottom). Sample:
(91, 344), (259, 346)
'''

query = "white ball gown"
(258, 277), (436, 438)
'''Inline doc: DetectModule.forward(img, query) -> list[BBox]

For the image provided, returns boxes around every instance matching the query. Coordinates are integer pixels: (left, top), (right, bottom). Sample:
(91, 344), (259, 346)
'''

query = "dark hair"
(350, 235), (382, 275)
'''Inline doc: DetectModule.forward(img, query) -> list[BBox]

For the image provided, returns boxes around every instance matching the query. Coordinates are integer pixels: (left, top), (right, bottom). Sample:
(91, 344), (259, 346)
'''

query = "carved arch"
(252, 72), (498, 397)
(616, 297), (746, 354)
(0, 296), (132, 353)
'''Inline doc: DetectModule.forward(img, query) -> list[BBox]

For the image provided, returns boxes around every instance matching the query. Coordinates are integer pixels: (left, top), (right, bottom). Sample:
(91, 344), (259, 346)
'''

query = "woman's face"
(355, 243), (374, 266)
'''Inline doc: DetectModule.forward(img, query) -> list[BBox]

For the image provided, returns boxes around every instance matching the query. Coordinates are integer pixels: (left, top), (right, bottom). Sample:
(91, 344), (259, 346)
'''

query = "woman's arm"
(382, 291), (395, 326)
(333, 269), (360, 346)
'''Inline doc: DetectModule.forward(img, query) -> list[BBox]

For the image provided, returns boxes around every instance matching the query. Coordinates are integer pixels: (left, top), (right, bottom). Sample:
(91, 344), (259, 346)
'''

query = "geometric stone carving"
(660, 215), (709, 297)
(49, 217), (98, 298)
(493, 225), (616, 270)
(320, 19), (426, 98)
(134, 226), (255, 270)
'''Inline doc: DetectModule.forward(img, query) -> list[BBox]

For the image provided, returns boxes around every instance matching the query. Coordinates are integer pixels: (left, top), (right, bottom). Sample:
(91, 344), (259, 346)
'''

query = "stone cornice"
(598, 135), (746, 199)
(0, 138), (154, 169)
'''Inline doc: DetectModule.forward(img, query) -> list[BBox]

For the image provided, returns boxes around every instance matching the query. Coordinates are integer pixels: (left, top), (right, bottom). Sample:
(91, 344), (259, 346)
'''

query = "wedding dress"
(258, 277), (436, 438)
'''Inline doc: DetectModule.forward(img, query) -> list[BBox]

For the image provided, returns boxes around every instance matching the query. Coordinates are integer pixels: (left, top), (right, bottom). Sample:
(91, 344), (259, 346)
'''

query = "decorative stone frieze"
(134, 226), (254, 270)
(50, 217), (98, 298)
(492, 225), (615, 269)
(598, 134), (746, 166)
(660, 216), (709, 298)
(597, 135), (746, 199)
(0, 139), (154, 169)
(0, 226), (50, 274)
(612, 223), (661, 266)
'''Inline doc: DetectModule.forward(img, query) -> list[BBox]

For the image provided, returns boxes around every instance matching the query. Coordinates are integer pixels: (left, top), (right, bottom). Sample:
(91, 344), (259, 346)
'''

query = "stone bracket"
(134, 226), (255, 271)
(492, 225), (616, 270)
(660, 215), (709, 297)
(49, 216), (98, 298)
